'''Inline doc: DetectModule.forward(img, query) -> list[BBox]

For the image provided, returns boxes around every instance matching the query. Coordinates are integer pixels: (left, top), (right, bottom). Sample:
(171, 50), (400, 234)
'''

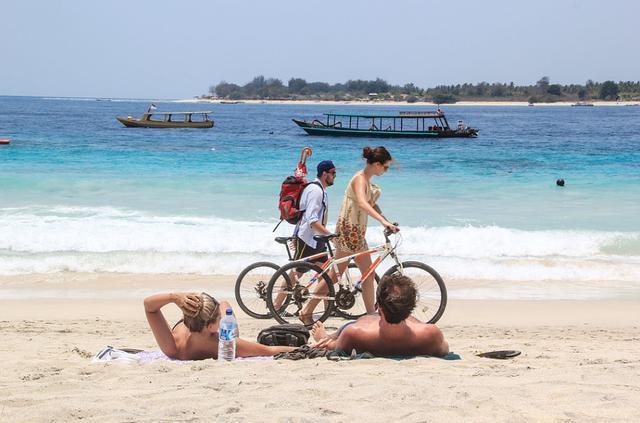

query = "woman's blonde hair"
(183, 292), (220, 332)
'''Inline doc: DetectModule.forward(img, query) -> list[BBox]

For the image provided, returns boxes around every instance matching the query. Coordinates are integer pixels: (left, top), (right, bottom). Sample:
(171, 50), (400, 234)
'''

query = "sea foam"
(1, 206), (639, 284)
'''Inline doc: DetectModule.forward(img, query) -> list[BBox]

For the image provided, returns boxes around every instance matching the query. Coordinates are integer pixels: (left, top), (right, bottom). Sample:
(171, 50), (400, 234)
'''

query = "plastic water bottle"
(218, 308), (237, 362)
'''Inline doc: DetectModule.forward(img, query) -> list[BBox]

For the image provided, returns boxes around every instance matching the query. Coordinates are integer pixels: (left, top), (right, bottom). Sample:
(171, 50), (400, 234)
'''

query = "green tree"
(536, 76), (550, 95)
(214, 81), (241, 98)
(578, 88), (588, 100)
(403, 83), (417, 94)
(547, 84), (562, 96)
(244, 76), (266, 97)
(288, 78), (307, 94)
(305, 82), (331, 94)
(599, 81), (619, 100)
(431, 94), (457, 104)
(490, 84), (506, 97)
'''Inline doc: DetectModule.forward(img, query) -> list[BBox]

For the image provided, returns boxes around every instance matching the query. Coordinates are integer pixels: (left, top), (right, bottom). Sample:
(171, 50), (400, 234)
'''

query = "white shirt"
(293, 179), (328, 248)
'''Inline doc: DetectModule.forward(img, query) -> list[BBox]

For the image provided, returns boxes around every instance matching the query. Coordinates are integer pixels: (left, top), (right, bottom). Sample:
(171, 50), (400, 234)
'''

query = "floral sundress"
(335, 173), (381, 253)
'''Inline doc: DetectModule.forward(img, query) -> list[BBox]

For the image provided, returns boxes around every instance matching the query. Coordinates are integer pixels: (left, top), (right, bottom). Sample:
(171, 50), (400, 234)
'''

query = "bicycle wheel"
(266, 261), (335, 326)
(332, 262), (381, 320)
(235, 261), (280, 319)
(382, 261), (447, 324)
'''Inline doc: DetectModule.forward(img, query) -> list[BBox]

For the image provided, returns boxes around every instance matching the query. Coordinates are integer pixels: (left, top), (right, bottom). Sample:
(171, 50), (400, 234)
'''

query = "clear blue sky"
(2, 0), (639, 99)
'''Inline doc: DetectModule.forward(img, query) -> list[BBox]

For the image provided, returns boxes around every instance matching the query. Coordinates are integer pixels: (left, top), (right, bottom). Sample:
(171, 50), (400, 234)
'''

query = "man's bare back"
(312, 314), (448, 357)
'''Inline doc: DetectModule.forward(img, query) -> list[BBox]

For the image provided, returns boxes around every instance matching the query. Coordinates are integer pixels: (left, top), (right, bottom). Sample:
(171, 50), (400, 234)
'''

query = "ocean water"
(1, 96), (639, 299)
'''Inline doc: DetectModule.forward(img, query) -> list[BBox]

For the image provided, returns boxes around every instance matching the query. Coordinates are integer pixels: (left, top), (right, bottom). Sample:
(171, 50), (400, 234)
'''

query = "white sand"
(1, 272), (639, 422)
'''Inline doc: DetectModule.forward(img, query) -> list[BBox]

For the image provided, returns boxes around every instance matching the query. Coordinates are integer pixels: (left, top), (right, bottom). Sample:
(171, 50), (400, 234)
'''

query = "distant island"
(199, 76), (640, 104)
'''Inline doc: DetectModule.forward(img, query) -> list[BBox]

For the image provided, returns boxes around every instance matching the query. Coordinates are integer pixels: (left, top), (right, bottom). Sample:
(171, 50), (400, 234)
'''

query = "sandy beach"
(1, 273), (639, 422)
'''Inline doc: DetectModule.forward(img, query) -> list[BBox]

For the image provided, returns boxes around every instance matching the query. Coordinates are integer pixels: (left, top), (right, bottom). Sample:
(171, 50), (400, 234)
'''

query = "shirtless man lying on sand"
(311, 274), (449, 357)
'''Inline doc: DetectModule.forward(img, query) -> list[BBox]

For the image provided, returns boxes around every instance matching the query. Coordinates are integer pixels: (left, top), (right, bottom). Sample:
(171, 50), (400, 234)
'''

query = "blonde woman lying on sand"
(144, 292), (295, 360)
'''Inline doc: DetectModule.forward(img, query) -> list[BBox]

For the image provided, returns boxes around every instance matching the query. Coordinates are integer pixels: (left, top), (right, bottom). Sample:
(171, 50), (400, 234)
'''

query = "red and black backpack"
(274, 177), (322, 230)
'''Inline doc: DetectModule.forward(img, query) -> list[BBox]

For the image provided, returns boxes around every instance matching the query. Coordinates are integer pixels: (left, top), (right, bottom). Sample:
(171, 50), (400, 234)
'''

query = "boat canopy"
(323, 111), (444, 119)
(145, 111), (212, 115)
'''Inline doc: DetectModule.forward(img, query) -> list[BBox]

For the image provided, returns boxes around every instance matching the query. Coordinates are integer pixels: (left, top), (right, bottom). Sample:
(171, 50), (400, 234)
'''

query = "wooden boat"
(0, 139), (10, 145)
(293, 111), (478, 138)
(116, 111), (214, 128)
(571, 102), (594, 107)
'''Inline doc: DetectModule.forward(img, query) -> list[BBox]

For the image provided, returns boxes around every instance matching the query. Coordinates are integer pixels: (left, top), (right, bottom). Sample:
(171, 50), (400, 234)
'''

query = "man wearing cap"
(293, 160), (336, 262)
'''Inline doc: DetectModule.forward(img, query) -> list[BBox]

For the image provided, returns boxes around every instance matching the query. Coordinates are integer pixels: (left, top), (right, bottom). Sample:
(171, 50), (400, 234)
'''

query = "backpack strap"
(295, 181), (326, 233)
(272, 218), (284, 232)
(308, 181), (327, 223)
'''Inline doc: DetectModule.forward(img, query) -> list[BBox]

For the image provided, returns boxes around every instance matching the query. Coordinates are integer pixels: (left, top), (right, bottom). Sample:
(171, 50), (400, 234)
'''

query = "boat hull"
(116, 117), (214, 128)
(292, 119), (477, 138)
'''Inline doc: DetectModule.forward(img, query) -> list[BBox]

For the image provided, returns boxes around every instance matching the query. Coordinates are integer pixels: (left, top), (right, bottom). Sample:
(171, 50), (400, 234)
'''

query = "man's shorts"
(293, 237), (327, 271)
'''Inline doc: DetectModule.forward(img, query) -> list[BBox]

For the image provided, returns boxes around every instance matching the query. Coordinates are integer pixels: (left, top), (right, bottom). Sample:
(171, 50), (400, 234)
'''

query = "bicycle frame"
(298, 232), (403, 294)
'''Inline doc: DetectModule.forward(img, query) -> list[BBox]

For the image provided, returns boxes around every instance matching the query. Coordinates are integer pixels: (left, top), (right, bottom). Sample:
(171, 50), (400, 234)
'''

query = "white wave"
(1, 206), (639, 284)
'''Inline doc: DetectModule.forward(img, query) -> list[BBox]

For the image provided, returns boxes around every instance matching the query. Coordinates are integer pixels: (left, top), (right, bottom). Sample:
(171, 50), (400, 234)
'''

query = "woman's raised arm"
(144, 292), (199, 358)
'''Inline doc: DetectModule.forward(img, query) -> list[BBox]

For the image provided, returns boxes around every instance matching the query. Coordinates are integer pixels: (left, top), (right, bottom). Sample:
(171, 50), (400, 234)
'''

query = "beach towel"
(91, 346), (186, 364)
(273, 345), (333, 360)
(91, 346), (274, 364)
(273, 345), (461, 361)
(326, 349), (461, 361)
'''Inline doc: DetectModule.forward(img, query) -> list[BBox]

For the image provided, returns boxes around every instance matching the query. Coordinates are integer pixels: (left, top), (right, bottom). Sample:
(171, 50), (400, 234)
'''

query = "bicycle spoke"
(266, 261), (335, 326)
(235, 262), (280, 319)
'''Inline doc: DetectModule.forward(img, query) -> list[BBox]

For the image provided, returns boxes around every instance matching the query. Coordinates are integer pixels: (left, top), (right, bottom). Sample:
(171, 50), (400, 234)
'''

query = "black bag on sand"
(257, 324), (310, 347)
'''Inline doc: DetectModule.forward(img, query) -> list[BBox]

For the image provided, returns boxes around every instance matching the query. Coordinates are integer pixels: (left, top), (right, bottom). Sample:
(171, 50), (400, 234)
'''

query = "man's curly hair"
(376, 273), (417, 324)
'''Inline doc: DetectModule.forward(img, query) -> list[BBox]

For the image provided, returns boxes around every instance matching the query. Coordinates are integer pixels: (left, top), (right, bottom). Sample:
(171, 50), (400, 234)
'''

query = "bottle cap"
(226, 308), (233, 315)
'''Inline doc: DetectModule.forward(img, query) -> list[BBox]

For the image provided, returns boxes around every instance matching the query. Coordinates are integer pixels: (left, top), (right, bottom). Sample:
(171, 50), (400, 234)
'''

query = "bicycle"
(235, 236), (380, 319)
(264, 226), (447, 326)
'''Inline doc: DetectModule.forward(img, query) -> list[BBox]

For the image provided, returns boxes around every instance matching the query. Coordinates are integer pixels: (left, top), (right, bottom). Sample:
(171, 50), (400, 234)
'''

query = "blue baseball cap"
(317, 160), (336, 176)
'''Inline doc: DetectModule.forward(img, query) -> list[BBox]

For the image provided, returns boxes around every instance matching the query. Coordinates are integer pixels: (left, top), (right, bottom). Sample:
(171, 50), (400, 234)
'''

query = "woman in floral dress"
(334, 146), (399, 312)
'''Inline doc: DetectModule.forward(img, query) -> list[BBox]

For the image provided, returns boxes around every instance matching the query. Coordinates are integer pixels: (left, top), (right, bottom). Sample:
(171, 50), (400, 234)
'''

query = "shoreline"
(1, 272), (637, 302)
(175, 98), (640, 107)
(1, 272), (639, 326)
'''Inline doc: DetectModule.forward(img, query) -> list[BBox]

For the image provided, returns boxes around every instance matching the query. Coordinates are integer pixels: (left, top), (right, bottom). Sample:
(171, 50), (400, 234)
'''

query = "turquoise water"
(1, 96), (639, 298)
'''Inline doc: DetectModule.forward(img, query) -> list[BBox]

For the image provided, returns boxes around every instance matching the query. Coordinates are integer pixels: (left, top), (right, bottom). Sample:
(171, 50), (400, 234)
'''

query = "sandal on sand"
(476, 350), (521, 359)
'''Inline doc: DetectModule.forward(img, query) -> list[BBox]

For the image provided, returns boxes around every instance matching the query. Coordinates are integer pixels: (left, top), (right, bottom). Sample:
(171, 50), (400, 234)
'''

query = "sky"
(2, 0), (639, 99)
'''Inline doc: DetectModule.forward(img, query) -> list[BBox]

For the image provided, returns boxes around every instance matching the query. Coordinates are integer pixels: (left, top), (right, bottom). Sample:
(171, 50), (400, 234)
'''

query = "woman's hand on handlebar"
(383, 221), (399, 234)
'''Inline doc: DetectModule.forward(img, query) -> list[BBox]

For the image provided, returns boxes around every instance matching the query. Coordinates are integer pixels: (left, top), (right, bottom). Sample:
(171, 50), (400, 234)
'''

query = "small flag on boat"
(147, 103), (157, 113)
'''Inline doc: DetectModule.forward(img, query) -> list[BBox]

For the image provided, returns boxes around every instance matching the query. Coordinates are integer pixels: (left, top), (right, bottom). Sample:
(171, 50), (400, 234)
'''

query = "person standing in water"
(301, 146), (398, 322)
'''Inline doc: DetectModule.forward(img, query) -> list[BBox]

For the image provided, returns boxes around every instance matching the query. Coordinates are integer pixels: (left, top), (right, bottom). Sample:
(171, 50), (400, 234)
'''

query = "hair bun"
(362, 146), (392, 165)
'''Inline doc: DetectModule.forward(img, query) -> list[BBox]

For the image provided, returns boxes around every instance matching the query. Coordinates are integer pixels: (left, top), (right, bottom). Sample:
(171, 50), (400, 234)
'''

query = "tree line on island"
(205, 76), (640, 103)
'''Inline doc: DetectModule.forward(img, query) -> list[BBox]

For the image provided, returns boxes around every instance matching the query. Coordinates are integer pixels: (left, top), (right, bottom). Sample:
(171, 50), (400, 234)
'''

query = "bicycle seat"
(274, 237), (294, 245)
(313, 233), (339, 242)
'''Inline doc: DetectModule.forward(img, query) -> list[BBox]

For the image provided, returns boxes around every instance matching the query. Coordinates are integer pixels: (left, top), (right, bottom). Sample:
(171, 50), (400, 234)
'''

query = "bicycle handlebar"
(383, 222), (400, 238)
